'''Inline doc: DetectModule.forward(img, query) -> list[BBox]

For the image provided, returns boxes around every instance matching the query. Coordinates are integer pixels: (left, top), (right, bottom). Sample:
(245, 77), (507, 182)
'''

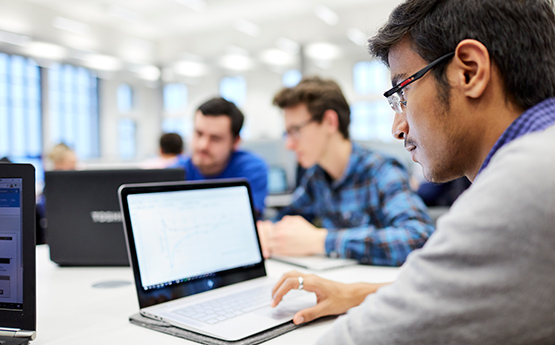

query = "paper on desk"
(270, 254), (358, 271)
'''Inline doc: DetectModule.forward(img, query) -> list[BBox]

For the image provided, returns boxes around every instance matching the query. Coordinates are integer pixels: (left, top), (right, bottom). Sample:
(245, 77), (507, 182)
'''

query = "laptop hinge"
(0, 328), (36, 340)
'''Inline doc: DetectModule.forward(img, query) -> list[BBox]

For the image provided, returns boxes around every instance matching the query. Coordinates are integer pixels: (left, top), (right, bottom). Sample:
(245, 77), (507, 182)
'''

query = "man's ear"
(323, 109), (340, 133)
(453, 39), (491, 99)
(232, 135), (241, 150)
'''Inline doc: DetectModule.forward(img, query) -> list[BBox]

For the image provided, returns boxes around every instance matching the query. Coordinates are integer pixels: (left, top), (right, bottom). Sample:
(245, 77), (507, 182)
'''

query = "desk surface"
(33, 245), (400, 345)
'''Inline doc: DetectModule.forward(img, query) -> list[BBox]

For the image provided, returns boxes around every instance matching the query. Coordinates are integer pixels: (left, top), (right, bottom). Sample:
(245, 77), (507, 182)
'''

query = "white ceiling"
(0, 0), (402, 76)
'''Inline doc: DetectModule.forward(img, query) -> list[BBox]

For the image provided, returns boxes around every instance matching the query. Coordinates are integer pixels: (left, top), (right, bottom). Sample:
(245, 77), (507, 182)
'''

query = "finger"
(292, 301), (330, 325)
(271, 270), (301, 297)
(271, 276), (299, 307)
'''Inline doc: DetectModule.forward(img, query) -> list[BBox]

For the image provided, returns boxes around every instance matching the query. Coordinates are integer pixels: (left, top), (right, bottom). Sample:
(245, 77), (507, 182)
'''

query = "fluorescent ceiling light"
(52, 17), (90, 35)
(276, 37), (300, 54)
(173, 60), (208, 77)
(25, 42), (67, 60)
(0, 30), (30, 46)
(131, 64), (161, 81)
(173, 0), (207, 13)
(233, 19), (261, 37)
(218, 54), (254, 71)
(314, 5), (338, 26)
(83, 54), (122, 71)
(259, 49), (295, 66)
(305, 42), (342, 60)
(108, 5), (144, 24)
(347, 28), (367, 47)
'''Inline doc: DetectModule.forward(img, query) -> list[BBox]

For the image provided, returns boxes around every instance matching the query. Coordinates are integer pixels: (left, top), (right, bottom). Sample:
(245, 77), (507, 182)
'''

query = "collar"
(478, 97), (555, 175)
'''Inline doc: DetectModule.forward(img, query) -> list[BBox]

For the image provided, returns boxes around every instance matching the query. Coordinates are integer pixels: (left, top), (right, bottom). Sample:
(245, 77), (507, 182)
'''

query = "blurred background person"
(141, 132), (185, 169)
(46, 143), (78, 171)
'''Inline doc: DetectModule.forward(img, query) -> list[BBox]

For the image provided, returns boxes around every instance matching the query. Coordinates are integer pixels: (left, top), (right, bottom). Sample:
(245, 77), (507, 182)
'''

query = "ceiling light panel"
(314, 5), (339, 26)
(233, 19), (261, 37)
(52, 17), (90, 35)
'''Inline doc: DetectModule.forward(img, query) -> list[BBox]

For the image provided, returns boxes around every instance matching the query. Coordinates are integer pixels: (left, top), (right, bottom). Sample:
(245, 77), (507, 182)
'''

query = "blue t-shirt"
(175, 150), (268, 214)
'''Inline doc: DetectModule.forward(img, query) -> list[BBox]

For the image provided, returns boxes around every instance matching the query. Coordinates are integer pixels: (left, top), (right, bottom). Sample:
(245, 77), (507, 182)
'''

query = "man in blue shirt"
(257, 77), (434, 266)
(174, 97), (268, 216)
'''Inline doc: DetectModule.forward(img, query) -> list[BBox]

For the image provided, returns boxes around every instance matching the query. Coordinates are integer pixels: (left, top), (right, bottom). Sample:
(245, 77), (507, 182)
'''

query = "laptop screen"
(0, 178), (23, 310)
(127, 185), (262, 291)
(0, 164), (35, 337)
(120, 179), (267, 308)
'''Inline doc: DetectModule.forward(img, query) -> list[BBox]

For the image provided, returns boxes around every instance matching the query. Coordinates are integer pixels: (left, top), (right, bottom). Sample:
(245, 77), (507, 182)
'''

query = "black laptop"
(44, 168), (184, 266)
(0, 164), (36, 344)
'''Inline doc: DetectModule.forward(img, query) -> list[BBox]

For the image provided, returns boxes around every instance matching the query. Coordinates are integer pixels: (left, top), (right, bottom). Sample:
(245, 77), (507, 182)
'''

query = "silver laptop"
(0, 164), (37, 344)
(118, 179), (315, 342)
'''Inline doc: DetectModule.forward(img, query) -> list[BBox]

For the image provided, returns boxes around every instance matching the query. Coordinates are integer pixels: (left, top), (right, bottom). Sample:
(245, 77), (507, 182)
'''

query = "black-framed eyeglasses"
(284, 117), (317, 140)
(383, 52), (455, 113)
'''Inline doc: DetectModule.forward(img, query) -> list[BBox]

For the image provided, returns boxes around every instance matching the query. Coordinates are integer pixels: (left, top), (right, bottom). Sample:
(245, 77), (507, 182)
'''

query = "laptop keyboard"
(173, 287), (273, 324)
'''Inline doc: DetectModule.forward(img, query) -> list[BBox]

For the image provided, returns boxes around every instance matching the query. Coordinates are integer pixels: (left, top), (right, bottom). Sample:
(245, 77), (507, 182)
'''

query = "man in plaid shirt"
(257, 76), (434, 266)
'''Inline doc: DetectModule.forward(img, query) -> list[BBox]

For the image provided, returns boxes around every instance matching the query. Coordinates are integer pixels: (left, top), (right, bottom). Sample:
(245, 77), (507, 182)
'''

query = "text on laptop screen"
(0, 178), (23, 310)
(127, 185), (262, 290)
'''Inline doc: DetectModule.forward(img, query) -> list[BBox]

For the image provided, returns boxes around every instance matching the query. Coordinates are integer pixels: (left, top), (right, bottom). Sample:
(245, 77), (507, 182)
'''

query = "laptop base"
(129, 312), (302, 345)
(0, 337), (29, 345)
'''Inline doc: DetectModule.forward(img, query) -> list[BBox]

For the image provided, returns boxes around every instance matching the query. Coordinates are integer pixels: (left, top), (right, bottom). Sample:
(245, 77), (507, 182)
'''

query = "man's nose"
(391, 112), (408, 140)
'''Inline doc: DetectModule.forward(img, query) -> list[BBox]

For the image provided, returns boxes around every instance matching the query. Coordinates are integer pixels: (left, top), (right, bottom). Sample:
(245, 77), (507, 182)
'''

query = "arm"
(271, 270), (389, 325)
(326, 160), (435, 266)
(317, 132), (555, 344)
(238, 155), (268, 217)
(273, 167), (317, 221)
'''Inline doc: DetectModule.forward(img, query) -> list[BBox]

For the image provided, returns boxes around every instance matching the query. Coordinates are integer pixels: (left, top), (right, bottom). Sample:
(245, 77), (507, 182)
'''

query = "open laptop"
(119, 179), (316, 342)
(0, 164), (36, 344)
(44, 168), (184, 266)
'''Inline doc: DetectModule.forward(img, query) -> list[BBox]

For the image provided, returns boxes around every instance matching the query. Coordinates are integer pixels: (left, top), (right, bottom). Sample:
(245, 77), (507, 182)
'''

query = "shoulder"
(479, 124), (555, 183)
(230, 150), (267, 168)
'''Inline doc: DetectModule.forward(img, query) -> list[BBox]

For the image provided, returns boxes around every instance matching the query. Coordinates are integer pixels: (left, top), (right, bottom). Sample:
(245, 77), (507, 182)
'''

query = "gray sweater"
(318, 125), (555, 344)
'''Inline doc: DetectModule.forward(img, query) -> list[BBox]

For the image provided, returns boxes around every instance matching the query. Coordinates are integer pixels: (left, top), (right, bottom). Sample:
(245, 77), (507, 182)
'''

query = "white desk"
(33, 245), (400, 345)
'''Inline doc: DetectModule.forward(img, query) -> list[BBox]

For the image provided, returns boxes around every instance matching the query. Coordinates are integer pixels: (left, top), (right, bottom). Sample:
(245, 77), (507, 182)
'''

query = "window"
(162, 117), (190, 140)
(351, 60), (395, 142)
(117, 84), (133, 113)
(118, 118), (136, 160)
(219, 76), (246, 106)
(49, 63), (99, 159)
(282, 69), (302, 87)
(163, 83), (187, 113)
(353, 60), (389, 95)
(350, 101), (393, 142)
(0, 53), (42, 161)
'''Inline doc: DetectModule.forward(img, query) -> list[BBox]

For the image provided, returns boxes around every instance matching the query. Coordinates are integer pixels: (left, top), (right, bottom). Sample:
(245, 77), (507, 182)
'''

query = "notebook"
(270, 255), (358, 271)
(118, 179), (316, 342)
(44, 168), (184, 266)
(0, 164), (36, 344)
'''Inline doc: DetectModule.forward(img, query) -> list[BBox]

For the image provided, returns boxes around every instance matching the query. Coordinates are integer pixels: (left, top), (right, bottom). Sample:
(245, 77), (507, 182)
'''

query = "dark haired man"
(141, 132), (184, 169)
(160, 132), (183, 157)
(174, 97), (268, 215)
(271, 0), (555, 343)
(258, 76), (434, 266)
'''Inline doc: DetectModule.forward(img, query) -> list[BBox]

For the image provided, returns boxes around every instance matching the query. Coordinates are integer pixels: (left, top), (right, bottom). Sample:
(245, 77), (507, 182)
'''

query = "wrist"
(311, 228), (328, 255)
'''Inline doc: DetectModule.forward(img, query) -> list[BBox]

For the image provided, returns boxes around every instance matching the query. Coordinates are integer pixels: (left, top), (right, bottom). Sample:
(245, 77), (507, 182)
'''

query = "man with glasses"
(270, 0), (555, 343)
(257, 76), (435, 266)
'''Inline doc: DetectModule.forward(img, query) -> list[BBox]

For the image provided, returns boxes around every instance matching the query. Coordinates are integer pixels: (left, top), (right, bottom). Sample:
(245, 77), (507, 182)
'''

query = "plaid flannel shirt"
(277, 144), (435, 266)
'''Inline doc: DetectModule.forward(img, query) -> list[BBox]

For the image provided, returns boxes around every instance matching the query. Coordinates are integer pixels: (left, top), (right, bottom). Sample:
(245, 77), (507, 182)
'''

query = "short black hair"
(197, 97), (244, 137)
(159, 133), (183, 155)
(369, 0), (555, 111)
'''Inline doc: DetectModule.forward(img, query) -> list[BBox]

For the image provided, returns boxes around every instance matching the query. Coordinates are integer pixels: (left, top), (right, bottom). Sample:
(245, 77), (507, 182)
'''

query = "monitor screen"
(0, 178), (23, 310)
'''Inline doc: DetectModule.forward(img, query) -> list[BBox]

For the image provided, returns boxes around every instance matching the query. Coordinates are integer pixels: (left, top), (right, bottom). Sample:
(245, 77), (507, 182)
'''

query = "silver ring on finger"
(297, 276), (304, 290)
